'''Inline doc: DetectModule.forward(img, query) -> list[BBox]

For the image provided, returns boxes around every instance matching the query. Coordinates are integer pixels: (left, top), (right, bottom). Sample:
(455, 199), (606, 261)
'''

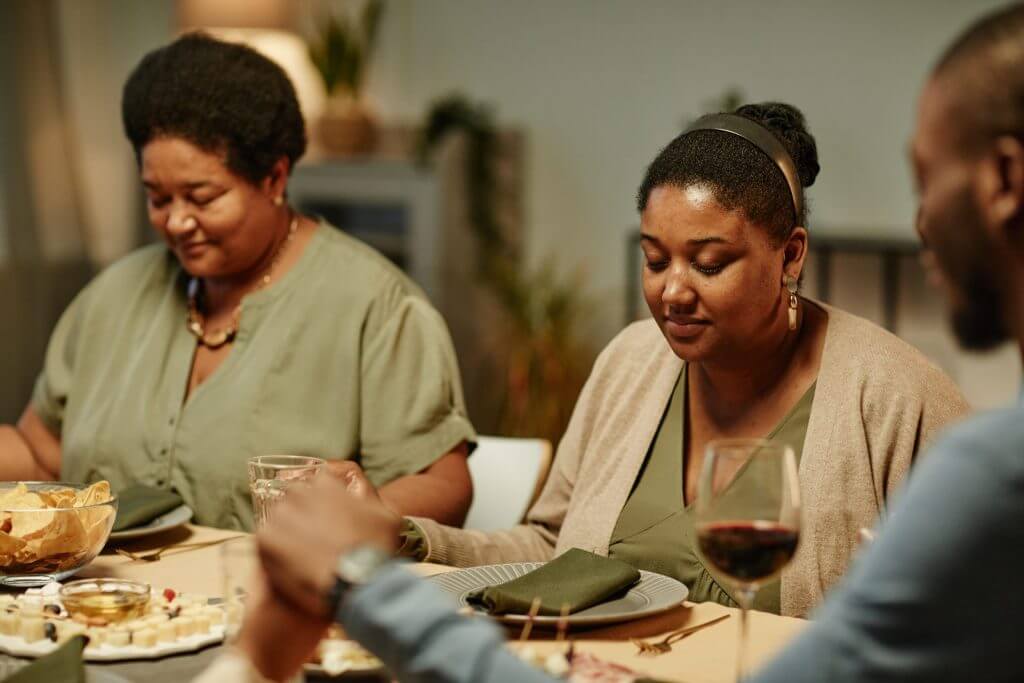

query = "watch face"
(337, 546), (390, 584)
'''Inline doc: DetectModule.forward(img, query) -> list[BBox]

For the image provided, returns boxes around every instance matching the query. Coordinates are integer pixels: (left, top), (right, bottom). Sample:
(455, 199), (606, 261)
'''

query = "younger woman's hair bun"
(735, 102), (820, 189)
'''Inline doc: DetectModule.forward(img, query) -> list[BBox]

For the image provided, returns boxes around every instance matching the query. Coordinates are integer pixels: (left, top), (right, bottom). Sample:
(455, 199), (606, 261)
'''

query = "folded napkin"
(112, 485), (183, 531)
(2, 635), (86, 683)
(469, 548), (641, 616)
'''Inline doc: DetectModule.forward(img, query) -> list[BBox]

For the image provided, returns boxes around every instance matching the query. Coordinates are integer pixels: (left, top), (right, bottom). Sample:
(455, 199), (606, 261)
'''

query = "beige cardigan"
(412, 304), (970, 617)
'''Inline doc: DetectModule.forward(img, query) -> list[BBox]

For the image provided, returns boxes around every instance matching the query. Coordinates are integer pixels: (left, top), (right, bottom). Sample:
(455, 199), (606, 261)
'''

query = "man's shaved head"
(933, 3), (1024, 151)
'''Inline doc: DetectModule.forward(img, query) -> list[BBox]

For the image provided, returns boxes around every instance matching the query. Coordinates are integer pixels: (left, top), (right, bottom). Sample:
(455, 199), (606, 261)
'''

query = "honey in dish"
(65, 590), (148, 622)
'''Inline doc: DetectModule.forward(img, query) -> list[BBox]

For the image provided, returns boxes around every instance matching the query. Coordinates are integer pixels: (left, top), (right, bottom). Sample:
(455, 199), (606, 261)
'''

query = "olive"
(44, 622), (57, 642)
(44, 604), (61, 616)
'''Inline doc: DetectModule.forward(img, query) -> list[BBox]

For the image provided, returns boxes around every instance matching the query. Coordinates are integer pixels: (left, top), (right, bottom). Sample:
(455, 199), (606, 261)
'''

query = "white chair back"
(464, 436), (552, 531)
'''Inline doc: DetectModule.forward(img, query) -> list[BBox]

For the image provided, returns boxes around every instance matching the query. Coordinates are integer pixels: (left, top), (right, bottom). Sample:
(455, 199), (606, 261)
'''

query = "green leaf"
(306, 2), (385, 97)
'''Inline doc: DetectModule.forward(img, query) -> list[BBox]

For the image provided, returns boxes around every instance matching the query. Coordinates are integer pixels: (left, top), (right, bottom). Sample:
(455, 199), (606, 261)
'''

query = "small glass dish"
(60, 578), (151, 623)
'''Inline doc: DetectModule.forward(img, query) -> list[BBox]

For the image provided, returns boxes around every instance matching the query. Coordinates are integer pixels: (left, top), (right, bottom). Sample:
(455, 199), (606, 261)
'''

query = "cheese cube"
(0, 612), (19, 636)
(193, 614), (211, 634)
(156, 621), (176, 643)
(107, 630), (131, 647)
(132, 627), (157, 648)
(20, 616), (44, 642)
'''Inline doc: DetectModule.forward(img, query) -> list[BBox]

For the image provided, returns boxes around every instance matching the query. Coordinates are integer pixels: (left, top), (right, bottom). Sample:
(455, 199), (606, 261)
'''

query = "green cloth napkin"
(2, 635), (86, 683)
(112, 485), (184, 531)
(469, 548), (641, 616)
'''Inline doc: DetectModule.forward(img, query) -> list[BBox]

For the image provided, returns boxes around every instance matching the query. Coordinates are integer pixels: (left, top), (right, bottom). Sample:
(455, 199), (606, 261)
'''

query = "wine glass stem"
(735, 587), (755, 682)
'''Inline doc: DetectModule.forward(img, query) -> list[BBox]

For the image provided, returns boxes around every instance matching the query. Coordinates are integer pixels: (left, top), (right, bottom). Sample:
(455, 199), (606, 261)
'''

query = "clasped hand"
(235, 463), (402, 681)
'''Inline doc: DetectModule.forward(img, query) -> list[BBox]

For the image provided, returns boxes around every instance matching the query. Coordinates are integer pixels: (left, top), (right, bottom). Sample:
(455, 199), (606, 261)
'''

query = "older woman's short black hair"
(122, 32), (307, 185)
(637, 102), (819, 244)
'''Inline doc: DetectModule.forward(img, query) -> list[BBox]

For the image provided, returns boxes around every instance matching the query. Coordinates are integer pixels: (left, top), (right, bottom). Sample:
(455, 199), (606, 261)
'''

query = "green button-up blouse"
(31, 222), (476, 530)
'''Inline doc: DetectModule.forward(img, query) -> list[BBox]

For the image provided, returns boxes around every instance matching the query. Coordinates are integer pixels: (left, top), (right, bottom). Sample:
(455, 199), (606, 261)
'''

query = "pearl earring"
(273, 196), (284, 207)
(785, 276), (799, 331)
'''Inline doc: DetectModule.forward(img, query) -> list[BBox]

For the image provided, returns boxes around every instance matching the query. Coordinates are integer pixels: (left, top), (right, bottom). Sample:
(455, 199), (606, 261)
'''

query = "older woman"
(0, 33), (475, 530)
(345, 102), (969, 618)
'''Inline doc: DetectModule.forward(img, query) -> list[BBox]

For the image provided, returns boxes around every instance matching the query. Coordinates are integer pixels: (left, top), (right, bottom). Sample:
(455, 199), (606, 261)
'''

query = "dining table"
(0, 525), (807, 682)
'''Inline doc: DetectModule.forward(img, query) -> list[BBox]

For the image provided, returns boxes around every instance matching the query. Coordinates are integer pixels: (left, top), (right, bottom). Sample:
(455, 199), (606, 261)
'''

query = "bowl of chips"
(0, 481), (116, 588)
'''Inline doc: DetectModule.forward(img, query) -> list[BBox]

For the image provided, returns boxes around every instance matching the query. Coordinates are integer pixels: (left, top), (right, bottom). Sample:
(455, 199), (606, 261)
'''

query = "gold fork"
(631, 614), (730, 656)
(115, 536), (245, 562)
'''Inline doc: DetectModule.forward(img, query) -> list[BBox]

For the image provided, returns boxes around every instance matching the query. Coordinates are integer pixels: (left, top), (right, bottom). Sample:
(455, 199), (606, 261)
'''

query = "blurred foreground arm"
(341, 565), (555, 683)
(256, 475), (553, 683)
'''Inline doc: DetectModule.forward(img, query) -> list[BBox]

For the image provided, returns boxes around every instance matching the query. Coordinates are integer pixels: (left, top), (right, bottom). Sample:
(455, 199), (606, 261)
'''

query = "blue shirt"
(749, 399), (1024, 682)
(339, 399), (1024, 682)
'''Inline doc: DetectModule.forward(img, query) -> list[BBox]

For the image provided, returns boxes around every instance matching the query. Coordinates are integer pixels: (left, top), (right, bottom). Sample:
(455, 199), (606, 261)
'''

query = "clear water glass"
(247, 455), (325, 529)
(219, 536), (259, 641)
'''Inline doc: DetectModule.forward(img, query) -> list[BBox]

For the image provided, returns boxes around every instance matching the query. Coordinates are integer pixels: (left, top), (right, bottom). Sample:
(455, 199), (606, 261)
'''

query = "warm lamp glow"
(177, 0), (296, 31)
(177, 1), (325, 126)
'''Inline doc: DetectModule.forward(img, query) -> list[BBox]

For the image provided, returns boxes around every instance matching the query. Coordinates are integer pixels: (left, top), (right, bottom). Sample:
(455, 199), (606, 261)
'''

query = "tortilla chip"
(0, 484), (28, 509)
(0, 531), (27, 556)
(27, 510), (87, 557)
(82, 507), (114, 549)
(2, 492), (46, 513)
(38, 489), (77, 509)
(10, 509), (56, 539)
(75, 481), (111, 507)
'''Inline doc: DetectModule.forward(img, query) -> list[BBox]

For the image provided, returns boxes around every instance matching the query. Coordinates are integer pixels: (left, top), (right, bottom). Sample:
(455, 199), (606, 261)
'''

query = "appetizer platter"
(0, 580), (230, 661)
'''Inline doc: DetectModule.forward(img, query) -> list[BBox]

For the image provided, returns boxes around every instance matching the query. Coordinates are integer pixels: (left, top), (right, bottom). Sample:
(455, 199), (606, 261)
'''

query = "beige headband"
(685, 113), (803, 221)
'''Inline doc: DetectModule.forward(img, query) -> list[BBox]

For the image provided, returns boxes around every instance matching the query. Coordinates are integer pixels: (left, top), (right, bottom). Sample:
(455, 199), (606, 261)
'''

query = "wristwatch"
(326, 545), (391, 619)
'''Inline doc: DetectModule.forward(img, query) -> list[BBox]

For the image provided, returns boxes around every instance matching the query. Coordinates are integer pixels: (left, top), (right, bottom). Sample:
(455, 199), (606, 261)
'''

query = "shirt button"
(168, 417), (175, 426)
(160, 448), (168, 456)
(155, 479), (165, 487)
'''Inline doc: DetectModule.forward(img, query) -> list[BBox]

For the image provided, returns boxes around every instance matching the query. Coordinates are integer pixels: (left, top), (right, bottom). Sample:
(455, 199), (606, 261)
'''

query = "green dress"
(32, 222), (476, 530)
(608, 365), (814, 614)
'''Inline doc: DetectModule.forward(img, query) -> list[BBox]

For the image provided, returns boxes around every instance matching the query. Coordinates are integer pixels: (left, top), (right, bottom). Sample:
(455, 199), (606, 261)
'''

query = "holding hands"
(256, 471), (402, 618)
(233, 470), (404, 681)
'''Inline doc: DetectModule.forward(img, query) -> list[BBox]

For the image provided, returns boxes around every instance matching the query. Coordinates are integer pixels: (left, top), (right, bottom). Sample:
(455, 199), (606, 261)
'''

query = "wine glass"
(694, 439), (801, 681)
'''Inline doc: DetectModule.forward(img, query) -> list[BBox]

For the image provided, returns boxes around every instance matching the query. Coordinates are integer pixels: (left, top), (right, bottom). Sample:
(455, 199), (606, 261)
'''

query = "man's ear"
(980, 135), (1024, 245)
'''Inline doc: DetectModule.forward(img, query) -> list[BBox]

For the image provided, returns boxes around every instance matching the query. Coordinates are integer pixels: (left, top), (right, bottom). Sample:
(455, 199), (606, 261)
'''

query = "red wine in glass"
(696, 521), (799, 584)
(694, 439), (801, 681)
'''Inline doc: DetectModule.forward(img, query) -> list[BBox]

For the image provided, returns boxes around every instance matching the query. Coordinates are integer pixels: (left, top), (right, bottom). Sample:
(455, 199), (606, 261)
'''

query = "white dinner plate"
(303, 659), (387, 680)
(428, 562), (689, 627)
(107, 505), (194, 542)
(303, 638), (387, 679)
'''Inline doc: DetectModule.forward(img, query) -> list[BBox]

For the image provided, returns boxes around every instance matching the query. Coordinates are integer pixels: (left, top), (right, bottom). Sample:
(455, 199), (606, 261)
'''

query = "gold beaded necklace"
(186, 214), (298, 349)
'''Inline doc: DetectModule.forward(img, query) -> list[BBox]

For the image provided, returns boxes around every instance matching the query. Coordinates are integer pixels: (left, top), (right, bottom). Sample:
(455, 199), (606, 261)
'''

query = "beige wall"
(1, 0), (1018, 417)
(363, 0), (1018, 408)
(54, 0), (175, 264)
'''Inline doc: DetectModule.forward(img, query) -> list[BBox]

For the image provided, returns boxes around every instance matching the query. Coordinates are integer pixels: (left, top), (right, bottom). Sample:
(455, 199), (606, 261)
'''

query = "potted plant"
(307, 0), (384, 156)
(419, 95), (596, 443)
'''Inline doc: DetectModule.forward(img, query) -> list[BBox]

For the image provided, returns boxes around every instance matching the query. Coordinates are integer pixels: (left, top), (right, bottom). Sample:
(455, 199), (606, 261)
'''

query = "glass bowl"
(60, 578), (150, 623)
(0, 482), (118, 587)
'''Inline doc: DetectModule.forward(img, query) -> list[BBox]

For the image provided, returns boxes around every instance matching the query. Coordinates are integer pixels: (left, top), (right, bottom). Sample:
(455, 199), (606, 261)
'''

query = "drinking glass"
(247, 455), (325, 529)
(693, 439), (801, 681)
(220, 536), (259, 641)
